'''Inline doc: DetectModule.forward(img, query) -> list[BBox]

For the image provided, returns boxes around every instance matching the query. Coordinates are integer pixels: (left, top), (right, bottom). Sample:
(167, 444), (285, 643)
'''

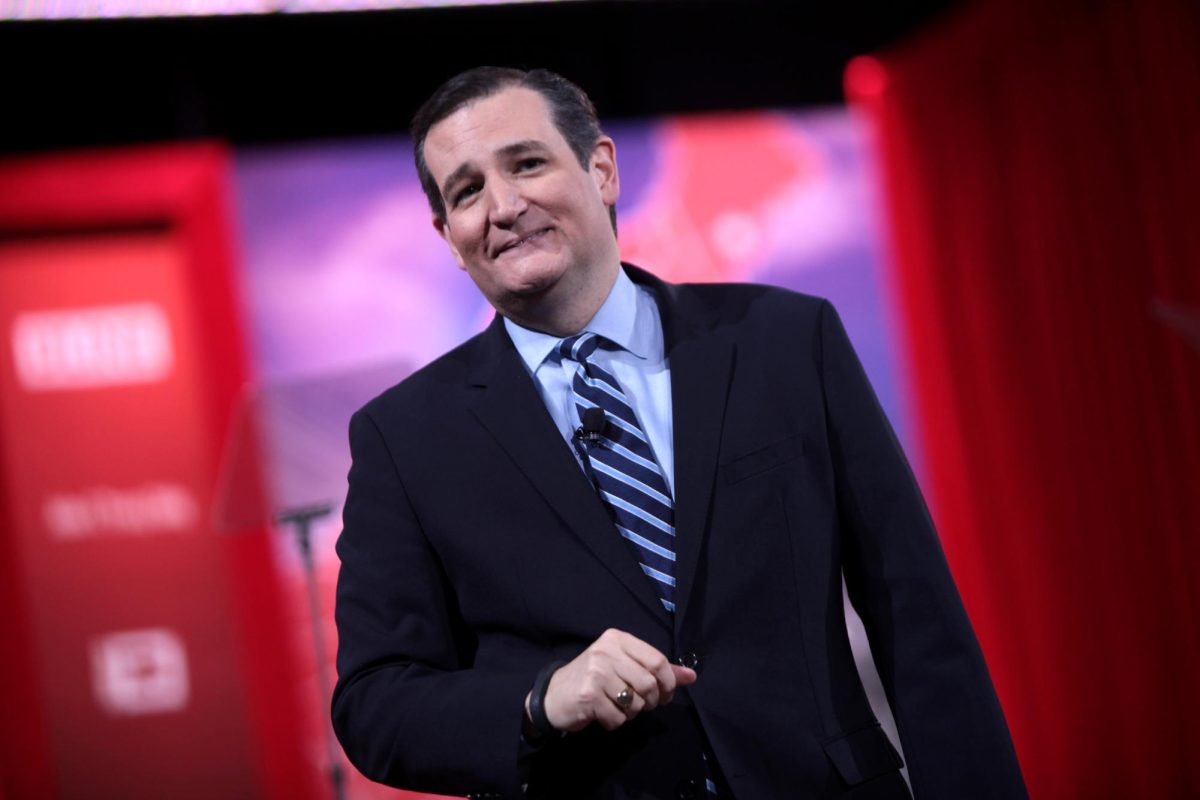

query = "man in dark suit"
(332, 67), (1027, 799)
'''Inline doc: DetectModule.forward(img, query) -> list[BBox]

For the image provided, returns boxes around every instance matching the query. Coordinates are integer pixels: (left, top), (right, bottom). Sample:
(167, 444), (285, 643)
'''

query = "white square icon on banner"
(90, 627), (190, 716)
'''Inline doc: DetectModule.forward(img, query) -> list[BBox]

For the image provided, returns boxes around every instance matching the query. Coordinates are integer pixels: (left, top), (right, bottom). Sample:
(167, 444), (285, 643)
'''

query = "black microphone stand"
(276, 503), (346, 800)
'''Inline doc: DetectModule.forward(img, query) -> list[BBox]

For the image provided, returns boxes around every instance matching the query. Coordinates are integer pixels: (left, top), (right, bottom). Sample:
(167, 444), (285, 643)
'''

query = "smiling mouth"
(495, 228), (551, 257)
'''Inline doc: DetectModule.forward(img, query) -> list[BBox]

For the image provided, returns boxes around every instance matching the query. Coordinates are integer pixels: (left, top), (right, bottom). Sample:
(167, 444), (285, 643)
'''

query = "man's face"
(423, 86), (620, 324)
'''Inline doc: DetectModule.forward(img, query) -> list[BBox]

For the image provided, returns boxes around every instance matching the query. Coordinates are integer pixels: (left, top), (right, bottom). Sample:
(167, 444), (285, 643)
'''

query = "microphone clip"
(575, 428), (605, 445)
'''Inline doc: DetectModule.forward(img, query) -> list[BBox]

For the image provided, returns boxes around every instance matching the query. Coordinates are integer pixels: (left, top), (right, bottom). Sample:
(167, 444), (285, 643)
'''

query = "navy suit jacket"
(332, 265), (1027, 799)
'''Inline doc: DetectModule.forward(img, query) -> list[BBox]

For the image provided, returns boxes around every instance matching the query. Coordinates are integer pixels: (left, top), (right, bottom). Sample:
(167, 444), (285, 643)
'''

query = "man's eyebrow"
(496, 139), (549, 158)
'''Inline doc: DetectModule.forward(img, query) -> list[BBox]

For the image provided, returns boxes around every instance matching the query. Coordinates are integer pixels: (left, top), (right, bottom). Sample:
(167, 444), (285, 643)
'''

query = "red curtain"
(849, 0), (1200, 796)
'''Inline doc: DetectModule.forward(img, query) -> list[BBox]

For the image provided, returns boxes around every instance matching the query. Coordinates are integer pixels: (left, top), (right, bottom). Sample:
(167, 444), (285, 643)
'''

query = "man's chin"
(495, 273), (570, 321)
(505, 278), (558, 305)
(503, 263), (565, 299)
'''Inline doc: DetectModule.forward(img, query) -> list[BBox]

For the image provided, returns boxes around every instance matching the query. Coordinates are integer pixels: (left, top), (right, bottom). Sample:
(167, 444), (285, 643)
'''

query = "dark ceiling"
(0, 0), (962, 155)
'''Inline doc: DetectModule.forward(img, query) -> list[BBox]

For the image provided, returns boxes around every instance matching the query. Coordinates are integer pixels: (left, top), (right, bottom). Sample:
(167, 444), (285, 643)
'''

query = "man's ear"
(432, 215), (466, 269)
(590, 137), (620, 207)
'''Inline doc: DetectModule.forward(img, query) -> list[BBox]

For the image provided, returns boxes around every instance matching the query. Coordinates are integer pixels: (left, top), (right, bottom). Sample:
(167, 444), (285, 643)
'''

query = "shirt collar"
(505, 266), (650, 374)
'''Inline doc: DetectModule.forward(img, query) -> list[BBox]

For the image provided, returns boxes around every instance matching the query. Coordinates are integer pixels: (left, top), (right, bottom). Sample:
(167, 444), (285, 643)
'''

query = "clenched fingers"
(542, 628), (696, 732)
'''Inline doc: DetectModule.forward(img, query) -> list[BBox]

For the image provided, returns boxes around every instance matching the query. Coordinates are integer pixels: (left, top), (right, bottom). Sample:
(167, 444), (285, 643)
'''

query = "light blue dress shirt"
(504, 268), (675, 497)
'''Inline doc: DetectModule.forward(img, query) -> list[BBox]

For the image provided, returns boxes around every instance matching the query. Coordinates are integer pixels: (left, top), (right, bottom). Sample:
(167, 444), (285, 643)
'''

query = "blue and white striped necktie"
(556, 332), (721, 798)
(555, 332), (677, 614)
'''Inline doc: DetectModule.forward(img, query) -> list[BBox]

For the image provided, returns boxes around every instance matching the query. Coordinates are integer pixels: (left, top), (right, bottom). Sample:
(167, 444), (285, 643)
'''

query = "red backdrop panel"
(849, 0), (1200, 796)
(0, 146), (316, 799)
(0, 231), (263, 797)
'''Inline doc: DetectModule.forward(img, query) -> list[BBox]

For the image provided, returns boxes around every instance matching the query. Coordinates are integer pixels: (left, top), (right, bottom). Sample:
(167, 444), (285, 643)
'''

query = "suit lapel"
(629, 267), (735, 630)
(466, 315), (673, 630)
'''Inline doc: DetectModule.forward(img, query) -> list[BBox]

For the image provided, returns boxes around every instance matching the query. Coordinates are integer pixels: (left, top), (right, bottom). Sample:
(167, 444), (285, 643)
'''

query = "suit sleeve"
(331, 408), (536, 797)
(817, 300), (1027, 798)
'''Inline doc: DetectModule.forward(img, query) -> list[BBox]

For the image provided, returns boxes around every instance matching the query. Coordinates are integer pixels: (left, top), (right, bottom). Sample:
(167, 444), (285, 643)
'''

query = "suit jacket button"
(676, 778), (701, 799)
(680, 651), (700, 670)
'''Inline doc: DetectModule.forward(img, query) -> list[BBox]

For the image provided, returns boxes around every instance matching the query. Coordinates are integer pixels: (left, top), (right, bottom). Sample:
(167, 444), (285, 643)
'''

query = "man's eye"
(453, 184), (480, 205)
(516, 158), (545, 171)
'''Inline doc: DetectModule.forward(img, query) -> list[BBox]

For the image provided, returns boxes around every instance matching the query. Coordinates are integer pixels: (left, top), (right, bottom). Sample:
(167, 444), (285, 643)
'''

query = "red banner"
(0, 147), (315, 800)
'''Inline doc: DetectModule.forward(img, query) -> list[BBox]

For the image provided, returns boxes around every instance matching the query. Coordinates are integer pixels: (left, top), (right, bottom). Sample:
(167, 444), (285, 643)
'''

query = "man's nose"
(486, 178), (527, 227)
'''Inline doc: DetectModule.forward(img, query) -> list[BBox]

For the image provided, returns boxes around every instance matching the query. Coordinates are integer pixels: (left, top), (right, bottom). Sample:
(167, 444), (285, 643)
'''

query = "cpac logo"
(11, 303), (174, 391)
(90, 628), (190, 717)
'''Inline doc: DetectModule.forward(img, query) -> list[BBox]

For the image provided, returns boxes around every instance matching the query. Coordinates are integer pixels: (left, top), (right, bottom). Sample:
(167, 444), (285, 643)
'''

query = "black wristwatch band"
(527, 660), (566, 740)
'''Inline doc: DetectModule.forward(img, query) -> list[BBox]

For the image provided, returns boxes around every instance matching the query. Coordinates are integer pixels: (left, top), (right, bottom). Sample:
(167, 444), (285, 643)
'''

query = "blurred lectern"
(214, 360), (412, 800)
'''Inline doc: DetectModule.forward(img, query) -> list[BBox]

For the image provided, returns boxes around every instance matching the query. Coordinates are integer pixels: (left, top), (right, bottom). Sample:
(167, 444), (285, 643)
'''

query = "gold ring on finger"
(614, 686), (635, 711)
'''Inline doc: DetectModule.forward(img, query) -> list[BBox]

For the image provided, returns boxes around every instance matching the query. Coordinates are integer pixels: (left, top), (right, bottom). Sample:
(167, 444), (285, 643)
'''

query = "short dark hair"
(411, 66), (615, 231)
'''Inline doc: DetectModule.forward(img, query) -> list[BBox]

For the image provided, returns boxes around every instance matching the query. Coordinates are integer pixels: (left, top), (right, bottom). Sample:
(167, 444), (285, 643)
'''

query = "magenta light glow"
(0, 0), (566, 21)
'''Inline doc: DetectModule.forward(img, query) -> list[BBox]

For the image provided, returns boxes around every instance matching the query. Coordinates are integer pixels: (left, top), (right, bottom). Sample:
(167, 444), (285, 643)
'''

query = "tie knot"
(556, 331), (602, 363)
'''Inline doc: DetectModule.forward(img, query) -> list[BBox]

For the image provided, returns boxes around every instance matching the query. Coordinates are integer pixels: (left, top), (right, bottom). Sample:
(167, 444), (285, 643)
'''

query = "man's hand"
(525, 629), (697, 733)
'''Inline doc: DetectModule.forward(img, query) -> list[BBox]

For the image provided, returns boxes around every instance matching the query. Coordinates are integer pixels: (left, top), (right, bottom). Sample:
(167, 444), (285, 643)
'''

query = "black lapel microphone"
(575, 407), (609, 445)
(572, 408), (608, 491)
